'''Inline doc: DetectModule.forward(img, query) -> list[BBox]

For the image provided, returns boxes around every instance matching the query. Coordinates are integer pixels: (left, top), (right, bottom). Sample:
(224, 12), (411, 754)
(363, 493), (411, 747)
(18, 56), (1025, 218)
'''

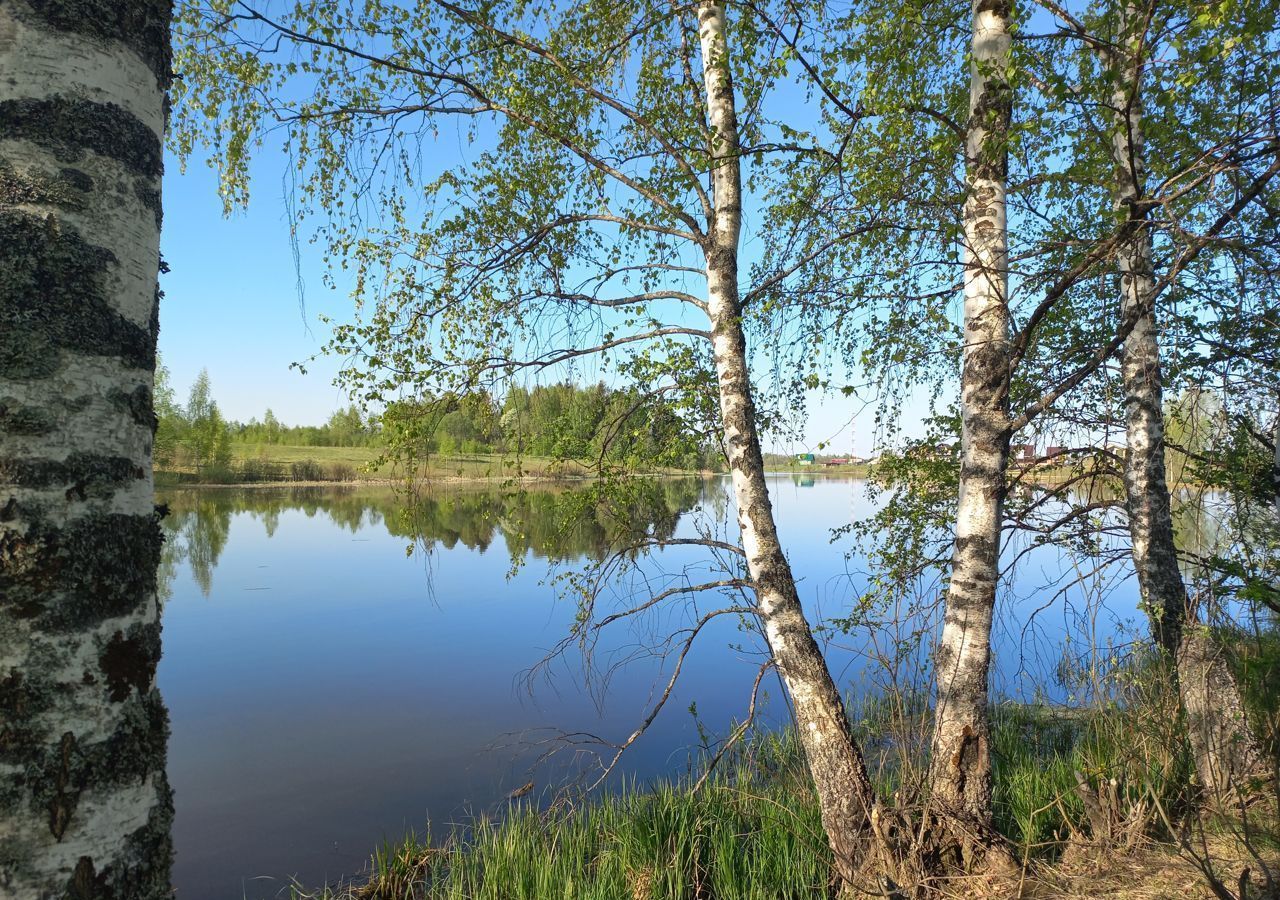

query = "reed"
(293, 661), (1277, 899)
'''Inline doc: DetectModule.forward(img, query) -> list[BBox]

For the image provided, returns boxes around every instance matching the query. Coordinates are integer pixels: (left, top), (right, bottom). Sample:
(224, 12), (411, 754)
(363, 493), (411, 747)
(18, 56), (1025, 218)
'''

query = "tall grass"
(290, 676), (1225, 900)
(295, 734), (831, 900)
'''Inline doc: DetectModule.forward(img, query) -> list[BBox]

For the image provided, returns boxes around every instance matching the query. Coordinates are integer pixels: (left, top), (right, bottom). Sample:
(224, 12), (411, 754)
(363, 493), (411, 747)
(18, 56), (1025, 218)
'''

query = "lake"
(155, 475), (1140, 898)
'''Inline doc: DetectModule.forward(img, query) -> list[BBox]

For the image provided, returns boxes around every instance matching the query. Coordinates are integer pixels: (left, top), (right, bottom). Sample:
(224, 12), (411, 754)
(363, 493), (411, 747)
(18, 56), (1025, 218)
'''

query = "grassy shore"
(291, 694), (1279, 899)
(155, 444), (695, 486)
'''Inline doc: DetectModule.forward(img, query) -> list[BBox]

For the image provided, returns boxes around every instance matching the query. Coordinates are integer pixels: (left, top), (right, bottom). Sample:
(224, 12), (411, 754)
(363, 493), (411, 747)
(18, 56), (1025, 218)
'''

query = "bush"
(291, 459), (325, 481)
(239, 458), (285, 483)
(325, 463), (356, 482)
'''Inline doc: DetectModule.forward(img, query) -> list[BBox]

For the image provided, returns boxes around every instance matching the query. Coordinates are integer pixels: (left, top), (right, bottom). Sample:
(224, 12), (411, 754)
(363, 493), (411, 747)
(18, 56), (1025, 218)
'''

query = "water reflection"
(160, 479), (712, 594)
(155, 478), (722, 899)
(152, 475), (1144, 899)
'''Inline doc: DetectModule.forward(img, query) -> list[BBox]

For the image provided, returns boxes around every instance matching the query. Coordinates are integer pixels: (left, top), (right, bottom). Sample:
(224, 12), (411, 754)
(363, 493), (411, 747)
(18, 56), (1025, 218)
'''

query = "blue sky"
(159, 152), (354, 428)
(158, 137), (920, 455)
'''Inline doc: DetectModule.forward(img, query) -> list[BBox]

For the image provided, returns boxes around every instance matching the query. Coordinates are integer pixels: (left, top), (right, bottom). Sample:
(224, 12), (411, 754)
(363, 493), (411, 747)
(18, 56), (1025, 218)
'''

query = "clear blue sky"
(159, 152), (355, 430)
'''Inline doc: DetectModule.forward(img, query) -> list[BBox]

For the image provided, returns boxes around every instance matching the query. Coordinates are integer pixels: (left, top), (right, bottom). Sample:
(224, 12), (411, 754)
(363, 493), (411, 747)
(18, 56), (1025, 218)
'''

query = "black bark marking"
(0, 453), (144, 495)
(0, 510), (162, 631)
(4, 679), (168, 805)
(108, 384), (155, 430)
(68, 856), (97, 900)
(0, 670), (47, 760)
(98, 625), (159, 702)
(0, 398), (56, 434)
(0, 162), (89, 209)
(47, 731), (82, 840)
(100, 687), (169, 783)
(0, 209), (156, 378)
(966, 342), (1011, 402)
(0, 97), (162, 179)
(134, 181), (162, 230)
(950, 724), (979, 794)
(0, 325), (60, 380)
(25, 0), (174, 85)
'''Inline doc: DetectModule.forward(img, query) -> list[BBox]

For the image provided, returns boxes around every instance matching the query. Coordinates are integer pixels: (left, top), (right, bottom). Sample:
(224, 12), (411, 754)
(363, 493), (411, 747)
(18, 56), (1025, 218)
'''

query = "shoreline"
(154, 469), (728, 490)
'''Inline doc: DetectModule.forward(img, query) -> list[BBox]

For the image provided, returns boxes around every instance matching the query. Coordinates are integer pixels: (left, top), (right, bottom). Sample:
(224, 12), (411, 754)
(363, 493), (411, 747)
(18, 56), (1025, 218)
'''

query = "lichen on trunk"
(924, 0), (1014, 867)
(0, 0), (174, 895)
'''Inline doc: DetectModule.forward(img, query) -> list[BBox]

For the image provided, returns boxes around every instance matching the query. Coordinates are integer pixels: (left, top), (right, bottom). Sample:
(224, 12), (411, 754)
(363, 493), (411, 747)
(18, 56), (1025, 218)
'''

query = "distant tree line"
(155, 360), (712, 471)
(153, 362), (380, 470)
(235, 403), (377, 448)
(384, 383), (714, 470)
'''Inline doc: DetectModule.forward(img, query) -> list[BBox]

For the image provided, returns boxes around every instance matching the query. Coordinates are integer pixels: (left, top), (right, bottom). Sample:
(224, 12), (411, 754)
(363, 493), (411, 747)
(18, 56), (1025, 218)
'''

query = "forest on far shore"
(154, 361), (718, 479)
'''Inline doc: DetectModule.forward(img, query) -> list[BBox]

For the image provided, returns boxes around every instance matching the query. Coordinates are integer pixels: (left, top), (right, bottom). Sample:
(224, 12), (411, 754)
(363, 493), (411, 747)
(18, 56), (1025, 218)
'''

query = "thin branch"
(692, 659), (773, 793)
(596, 578), (753, 630)
(431, 0), (714, 231)
(481, 327), (713, 373)
(588, 605), (757, 790)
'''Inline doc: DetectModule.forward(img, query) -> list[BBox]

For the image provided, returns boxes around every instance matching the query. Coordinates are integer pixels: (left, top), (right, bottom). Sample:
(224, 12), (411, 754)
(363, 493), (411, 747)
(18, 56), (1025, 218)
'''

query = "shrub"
(326, 463), (356, 482)
(291, 459), (325, 481)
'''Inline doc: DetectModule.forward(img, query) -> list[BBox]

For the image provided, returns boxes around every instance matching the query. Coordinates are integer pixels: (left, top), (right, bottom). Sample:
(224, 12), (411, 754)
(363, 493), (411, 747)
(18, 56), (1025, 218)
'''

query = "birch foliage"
(174, 0), (895, 881)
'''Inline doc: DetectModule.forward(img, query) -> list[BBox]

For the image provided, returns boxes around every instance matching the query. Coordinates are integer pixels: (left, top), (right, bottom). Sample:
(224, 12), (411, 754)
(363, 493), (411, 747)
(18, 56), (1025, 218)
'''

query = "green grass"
(156, 445), (651, 484)
(294, 733), (831, 900)
(233, 443), (383, 466)
(287, 693), (1219, 900)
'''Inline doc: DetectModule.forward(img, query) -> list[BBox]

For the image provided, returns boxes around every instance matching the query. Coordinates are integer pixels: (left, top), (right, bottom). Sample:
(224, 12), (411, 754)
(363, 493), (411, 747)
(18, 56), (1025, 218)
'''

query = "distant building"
(796, 453), (815, 466)
(1012, 443), (1035, 462)
(1046, 446), (1067, 458)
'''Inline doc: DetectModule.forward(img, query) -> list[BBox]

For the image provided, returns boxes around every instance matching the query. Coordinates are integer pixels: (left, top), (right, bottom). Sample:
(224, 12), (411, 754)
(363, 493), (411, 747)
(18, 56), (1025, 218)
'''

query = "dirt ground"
(1021, 829), (1280, 899)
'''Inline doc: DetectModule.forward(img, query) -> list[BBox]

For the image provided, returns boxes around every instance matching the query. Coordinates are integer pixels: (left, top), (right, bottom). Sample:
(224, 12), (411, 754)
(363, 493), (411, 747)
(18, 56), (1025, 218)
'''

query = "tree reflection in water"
(158, 478), (716, 597)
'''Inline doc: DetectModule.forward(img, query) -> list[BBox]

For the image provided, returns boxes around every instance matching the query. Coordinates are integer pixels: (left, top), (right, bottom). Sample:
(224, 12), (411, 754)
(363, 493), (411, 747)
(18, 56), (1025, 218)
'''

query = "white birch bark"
(1273, 404), (1279, 518)
(1107, 11), (1185, 656)
(0, 1), (173, 895)
(1105, 0), (1269, 806)
(696, 1), (877, 882)
(926, 0), (1013, 849)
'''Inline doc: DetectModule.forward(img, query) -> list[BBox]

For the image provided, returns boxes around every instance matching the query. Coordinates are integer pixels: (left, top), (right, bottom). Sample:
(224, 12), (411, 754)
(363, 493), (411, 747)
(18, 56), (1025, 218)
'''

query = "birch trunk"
(0, 1), (173, 896)
(697, 2), (877, 882)
(1273, 404), (1279, 517)
(1105, 1), (1269, 806)
(925, 0), (1012, 853)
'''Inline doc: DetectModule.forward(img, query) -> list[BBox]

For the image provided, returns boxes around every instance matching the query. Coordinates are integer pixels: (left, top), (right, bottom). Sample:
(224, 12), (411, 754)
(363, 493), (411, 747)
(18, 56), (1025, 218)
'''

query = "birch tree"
(1104, 0), (1271, 803)
(1032, 0), (1279, 804)
(751, 0), (1279, 850)
(0, 0), (174, 895)
(174, 0), (884, 881)
(920, 1), (1014, 861)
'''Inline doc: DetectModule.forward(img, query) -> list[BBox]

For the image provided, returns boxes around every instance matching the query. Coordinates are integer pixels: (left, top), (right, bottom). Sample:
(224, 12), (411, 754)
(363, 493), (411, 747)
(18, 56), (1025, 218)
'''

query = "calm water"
(156, 476), (1140, 898)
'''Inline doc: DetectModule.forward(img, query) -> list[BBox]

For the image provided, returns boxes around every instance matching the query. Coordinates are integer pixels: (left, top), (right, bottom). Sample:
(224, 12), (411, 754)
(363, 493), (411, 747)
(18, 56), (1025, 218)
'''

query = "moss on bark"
(0, 510), (162, 631)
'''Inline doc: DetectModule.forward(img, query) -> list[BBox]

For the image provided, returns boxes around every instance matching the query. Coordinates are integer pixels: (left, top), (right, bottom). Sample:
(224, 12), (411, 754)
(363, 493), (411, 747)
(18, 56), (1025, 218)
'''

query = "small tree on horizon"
(186, 368), (232, 472)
